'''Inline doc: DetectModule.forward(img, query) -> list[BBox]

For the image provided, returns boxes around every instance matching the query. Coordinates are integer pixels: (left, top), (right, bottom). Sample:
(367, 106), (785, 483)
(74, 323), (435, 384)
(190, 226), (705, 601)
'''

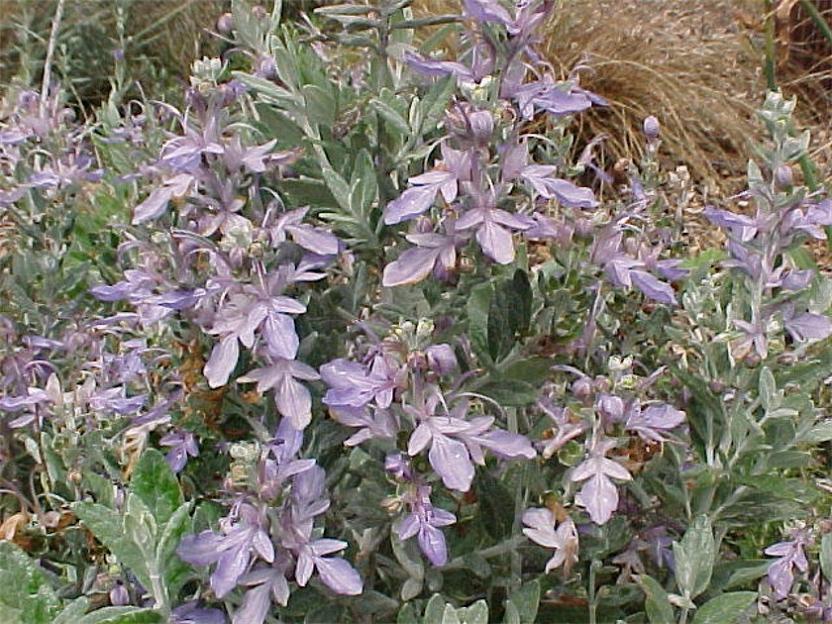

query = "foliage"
(1, 1), (832, 623)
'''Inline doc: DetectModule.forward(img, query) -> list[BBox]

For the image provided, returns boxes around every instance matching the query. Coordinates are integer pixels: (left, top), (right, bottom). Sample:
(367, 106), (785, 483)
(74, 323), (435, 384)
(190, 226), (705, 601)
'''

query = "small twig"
(40, 0), (66, 117)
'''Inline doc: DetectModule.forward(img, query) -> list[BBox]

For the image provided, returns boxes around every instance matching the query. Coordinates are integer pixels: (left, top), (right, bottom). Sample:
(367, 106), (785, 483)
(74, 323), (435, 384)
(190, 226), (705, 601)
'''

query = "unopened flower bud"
(744, 352), (761, 368)
(571, 377), (592, 400)
(425, 344), (457, 375)
(774, 164), (793, 191)
(643, 116), (660, 141)
(592, 376), (611, 393)
(255, 55), (277, 80)
(251, 5), (268, 19)
(708, 380), (725, 394)
(109, 582), (129, 606)
(216, 12), (233, 34)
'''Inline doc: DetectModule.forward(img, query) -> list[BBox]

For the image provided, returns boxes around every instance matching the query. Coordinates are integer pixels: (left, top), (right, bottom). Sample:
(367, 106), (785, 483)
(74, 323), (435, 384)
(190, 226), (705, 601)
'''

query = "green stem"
(441, 535), (526, 570)
(588, 559), (600, 624)
(763, 0), (777, 91)
(799, 0), (832, 47)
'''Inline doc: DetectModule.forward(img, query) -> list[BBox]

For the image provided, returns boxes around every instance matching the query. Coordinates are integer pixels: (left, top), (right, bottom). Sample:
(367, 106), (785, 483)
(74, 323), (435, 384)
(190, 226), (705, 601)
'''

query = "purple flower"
(520, 164), (599, 209)
(596, 393), (625, 424)
(425, 344), (457, 375)
(177, 504), (274, 598)
(784, 312), (832, 343)
(384, 145), (471, 225)
(204, 290), (305, 388)
(407, 396), (534, 492)
(238, 358), (321, 430)
(455, 193), (533, 264)
(630, 270), (677, 306)
(382, 221), (465, 287)
(624, 402), (686, 443)
(457, 415), (536, 464)
(522, 508), (579, 573)
(537, 399), (586, 459)
(172, 602), (227, 624)
(109, 582), (129, 606)
(269, 207), (339, 256)
(329, 406), (398, 446)
(321, 356), (402, 409)
(765, 534), (809, 599)
(571, 437), (632, 525)
(132, 173), (194, 224)
(295, 538), (363, 595)
(233, 562), (291, 624)
(511, 77), (594, 119)
(732, 319), (768, 360)
(397, 485), (457, 566)
(160, 431), (199, 473)
(403, 51), (474, 83)
(463, 0), (513, 26)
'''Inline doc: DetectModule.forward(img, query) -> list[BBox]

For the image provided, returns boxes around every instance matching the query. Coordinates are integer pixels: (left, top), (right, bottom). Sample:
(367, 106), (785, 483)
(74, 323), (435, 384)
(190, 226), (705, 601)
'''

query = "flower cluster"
(177, 421), (361, 623)
(322, 319), (534, 562)
(91, 77), (342, 438)
(382, 0), (601, 285)
(705, 93), (832, 362)
(537, 357), (686, 524)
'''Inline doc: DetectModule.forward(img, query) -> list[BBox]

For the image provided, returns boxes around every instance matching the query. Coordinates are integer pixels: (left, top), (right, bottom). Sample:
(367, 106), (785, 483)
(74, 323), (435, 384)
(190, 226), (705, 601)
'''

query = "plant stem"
(40, 0), (66, 117)
(588, 559), (600, 624)
(441, 535), (525, 570)
(763, 0), (777, 91)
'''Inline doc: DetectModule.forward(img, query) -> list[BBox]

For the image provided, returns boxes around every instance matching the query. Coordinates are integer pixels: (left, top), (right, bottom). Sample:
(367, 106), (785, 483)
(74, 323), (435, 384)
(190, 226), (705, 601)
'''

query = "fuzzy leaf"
(690, 592), (756, 624)
(0, 542), (60, 624)
(637, 575), (675, 624)
(131, 448), (183, 526)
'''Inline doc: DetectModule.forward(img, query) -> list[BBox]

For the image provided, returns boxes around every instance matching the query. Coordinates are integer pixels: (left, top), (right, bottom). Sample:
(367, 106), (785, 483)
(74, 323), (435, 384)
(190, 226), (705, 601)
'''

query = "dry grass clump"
(415, 0), (768, 189)
(0, 0), (227, 105)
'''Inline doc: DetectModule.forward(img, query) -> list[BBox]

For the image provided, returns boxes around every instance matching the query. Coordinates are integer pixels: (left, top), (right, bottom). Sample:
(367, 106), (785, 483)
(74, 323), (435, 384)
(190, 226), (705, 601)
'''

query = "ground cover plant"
(2, 1), (832, 623)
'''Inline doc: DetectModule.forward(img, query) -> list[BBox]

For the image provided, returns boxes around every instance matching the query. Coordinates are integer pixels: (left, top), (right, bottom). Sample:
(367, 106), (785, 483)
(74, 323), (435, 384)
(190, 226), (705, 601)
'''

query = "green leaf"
(303, 84), (337, 127)
(821, 534), (832, 583)
(419, 75), (455, 133)
(370, 98), (410, 137)
(231, 71), (298, 110)
(672, 515), (715, 599)
(318, 159), (352, 213)
(803, 420), (832, 443)
(398, 604), (419, 624)
(349, 149), (378, 215)
(636, 575), (675, 624)
(478, 379), (538, 407)
(53, 597), (90, 624)
(488, 285), (514, 361)
(505, 580), (540, 624)
(690, 592), (756, 624)
(423, 594), (447, 624)
(466, 282), (493, 363)
(76, 607), (164, 624)
(156, 502), (194, 598)
(474, 473), (514, 539)
(759, 367), (779, 411)
(441, 604), (461, 624)
(458, 600), (488, 624)
(131, 448), (183, 525)
(0, 542), (60, 624)
(73, 502), (151, 590)
(502, 602), (520, 624)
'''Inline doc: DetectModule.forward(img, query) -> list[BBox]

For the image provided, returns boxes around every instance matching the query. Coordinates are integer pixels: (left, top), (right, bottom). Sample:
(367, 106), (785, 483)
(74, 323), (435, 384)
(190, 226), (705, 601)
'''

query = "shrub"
(1, 1), (831, 623)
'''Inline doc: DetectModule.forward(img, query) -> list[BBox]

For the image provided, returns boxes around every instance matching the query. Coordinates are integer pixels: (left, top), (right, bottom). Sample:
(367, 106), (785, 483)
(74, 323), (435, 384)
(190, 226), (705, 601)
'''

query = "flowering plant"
(1, 1), (832, 623)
